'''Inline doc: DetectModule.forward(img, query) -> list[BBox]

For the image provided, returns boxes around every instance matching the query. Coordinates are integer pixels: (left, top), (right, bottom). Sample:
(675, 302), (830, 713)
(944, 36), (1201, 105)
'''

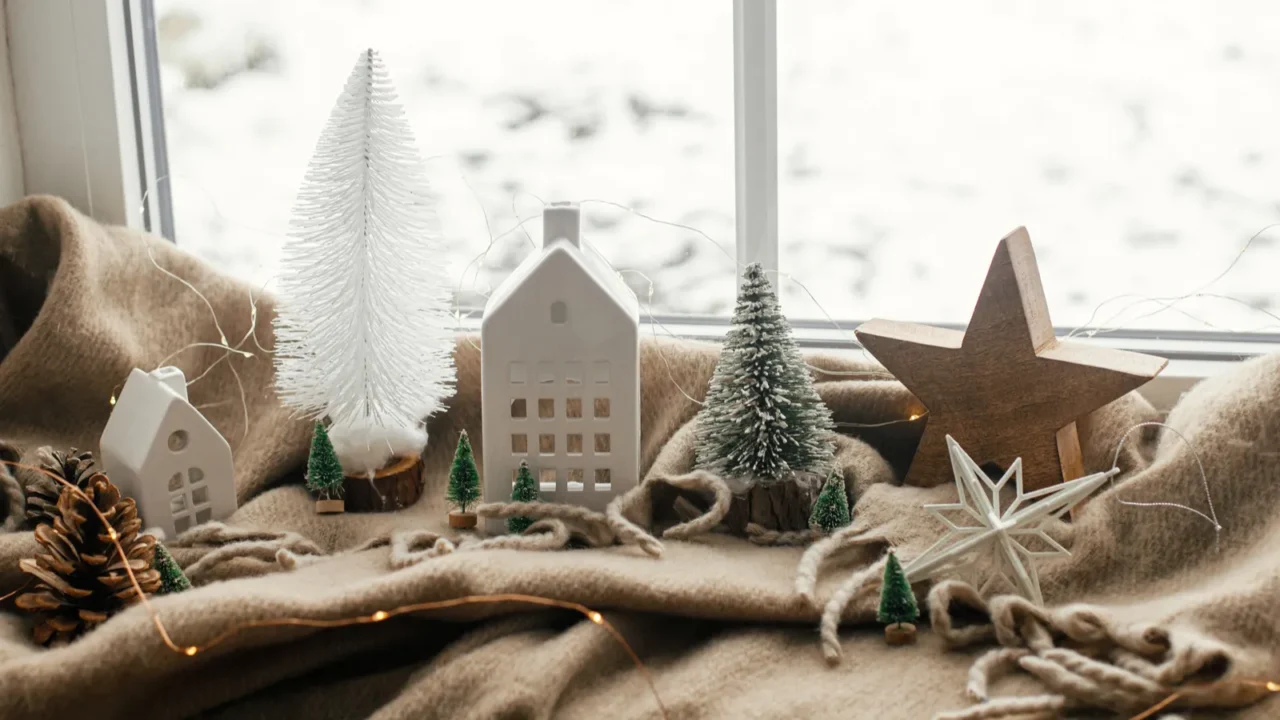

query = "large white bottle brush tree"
(274, 49), (456, 495)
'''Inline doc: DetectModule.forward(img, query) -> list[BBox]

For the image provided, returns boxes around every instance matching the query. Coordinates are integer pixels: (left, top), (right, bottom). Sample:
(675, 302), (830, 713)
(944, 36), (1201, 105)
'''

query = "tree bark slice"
(342, 455), (424, 513)
(722, 471), (824, 534)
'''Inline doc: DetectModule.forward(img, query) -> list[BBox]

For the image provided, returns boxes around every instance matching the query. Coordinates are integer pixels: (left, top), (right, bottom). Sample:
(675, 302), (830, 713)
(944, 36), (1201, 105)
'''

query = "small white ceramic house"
(481, 202), (640, 534)
(100, 366), (236, 539)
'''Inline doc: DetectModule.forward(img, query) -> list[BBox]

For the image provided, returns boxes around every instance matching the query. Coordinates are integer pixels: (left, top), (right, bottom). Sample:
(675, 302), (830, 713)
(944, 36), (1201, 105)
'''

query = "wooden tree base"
(885, 622), (917, 646)
(722, 471), (825, 534)
(449, 511), (477, 529)
(315, 499), (345, 514)
(342, 455), (424, 513)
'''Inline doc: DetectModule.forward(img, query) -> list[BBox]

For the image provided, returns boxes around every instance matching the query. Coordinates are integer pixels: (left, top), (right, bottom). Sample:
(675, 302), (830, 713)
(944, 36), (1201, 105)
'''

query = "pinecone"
(15, 473), (161, 646)
(25, 448), (98, 529)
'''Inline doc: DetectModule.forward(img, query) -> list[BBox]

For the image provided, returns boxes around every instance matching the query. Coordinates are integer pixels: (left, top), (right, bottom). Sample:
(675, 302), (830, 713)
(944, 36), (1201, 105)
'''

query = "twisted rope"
(172, 522), (325, 583)
(932, 581), (1271, 718)
(745, 523), (820, 546)
(820, 555), (887, 664)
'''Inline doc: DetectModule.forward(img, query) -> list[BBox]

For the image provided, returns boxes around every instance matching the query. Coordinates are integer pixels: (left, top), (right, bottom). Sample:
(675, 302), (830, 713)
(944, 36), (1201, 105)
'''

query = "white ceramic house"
(100, 366), (236, 539)
(481, 202), (640, 534)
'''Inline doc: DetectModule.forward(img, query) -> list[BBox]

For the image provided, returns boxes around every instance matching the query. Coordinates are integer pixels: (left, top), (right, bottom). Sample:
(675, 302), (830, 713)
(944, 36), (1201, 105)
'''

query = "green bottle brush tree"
(447, 430), (481, 529)
(878, 549), (920, 645)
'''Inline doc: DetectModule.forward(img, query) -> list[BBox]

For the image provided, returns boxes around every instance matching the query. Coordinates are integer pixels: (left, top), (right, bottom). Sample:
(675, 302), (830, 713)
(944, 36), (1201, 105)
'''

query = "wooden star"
(854, 227), (1167, 491)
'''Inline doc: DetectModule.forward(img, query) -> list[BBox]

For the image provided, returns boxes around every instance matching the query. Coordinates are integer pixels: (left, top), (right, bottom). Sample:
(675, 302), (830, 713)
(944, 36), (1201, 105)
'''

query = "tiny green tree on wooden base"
(447, 430), (481, 528)
(878, 549), (919, 645)
(154, 542), (192, 594)
(809, 469), (852, 533)
(507, 460), (539, 534)
(308, 422), (346, 513)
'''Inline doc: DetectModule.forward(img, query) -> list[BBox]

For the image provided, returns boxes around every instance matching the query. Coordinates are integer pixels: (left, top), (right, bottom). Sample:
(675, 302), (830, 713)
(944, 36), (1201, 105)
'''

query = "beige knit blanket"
(0, 196), (1277, 719)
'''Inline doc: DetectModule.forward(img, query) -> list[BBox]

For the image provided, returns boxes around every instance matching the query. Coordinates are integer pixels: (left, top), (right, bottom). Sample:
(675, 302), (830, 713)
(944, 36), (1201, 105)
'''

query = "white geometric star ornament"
(902, 435), (1118, 606)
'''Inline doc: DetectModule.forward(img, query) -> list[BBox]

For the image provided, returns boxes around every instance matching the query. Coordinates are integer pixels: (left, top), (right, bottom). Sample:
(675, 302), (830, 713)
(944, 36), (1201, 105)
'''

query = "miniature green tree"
(877, 550), (919, 628)
(809, 469), (852, 533)
(307, 422), (345, 501)
(507, 460), (539, 534)
(694, 263), (835, 483)
(447, 430), (481, 514)
(153, 542), (192, 595)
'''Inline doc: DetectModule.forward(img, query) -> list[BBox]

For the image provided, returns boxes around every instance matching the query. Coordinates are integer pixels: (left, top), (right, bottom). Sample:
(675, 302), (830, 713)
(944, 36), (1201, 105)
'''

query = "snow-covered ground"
(155, 0), (1280, 332)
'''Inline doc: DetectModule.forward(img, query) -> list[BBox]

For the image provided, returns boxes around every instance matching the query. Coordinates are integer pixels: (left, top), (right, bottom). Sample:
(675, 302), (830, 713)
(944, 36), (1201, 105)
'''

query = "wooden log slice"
(315, 499), (345, 514)
(342, 454), (424, 513)
(721, 471), (824, 535)
(884, 622), (918, 646)
(448, 511), (477, 529)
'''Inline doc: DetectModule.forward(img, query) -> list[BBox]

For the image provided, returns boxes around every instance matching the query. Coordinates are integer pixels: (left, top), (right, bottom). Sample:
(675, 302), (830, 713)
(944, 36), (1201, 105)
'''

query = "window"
(774, 3), (1280, 331)
(510, 398), (527, 419)
(539, 433), (556, 455)
(537, 362), (555, 385)
(550, 301), (567, 324)
(538, 398), (555, 419)
(12, 1), (1277, 411)
(566, 434), (583, 455)
(594, 468), (611, 491)
(567, 468), (584, 492)
(594, 433), (611, 455)
(593, 397), (611, 419)
(148, 0), (734, 315)
(538, 468), (557, 493)
(593, 361), (610, 384)
(509, 363), (526, 385)
(565, 362), (584, 385)
(511, 434), (528, 454)
(565, 398), (583, 419)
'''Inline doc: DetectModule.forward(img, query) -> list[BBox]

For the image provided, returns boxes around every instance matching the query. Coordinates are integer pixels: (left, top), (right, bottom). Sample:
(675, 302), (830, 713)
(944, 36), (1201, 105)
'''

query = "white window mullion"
(7, 0), (148, 230)
(732, 0), (779, 277)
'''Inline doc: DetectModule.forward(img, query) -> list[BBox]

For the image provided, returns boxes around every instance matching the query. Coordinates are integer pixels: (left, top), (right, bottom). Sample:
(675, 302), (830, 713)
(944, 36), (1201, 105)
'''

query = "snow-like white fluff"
(329, 422), (429, 476)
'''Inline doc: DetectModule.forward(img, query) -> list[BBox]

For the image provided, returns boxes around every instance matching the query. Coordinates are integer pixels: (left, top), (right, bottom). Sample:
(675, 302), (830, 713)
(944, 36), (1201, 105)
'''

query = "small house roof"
(483, 237), (640, 323)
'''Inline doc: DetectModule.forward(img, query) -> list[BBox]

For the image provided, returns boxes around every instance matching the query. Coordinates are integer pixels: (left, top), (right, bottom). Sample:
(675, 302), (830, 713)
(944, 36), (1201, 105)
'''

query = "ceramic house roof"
(483, 237), (640, 324)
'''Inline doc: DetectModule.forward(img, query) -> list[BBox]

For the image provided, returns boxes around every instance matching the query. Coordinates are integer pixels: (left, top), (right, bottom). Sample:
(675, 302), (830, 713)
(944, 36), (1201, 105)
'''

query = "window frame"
(6, 0), (172, 238)
(1, 0), (1265, 408)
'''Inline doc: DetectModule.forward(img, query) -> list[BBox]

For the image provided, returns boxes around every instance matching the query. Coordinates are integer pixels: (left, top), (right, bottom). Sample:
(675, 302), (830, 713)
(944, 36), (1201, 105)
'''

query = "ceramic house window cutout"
(100, 367), (236, 539)
(480, 202), (641, 534)
(551, 301), (568, 324)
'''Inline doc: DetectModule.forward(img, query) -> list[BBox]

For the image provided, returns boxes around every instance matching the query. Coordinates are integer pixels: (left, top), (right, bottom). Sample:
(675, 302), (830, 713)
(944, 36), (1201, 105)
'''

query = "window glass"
(778, 1), (1280, 332)
(155, 0), (735, 315)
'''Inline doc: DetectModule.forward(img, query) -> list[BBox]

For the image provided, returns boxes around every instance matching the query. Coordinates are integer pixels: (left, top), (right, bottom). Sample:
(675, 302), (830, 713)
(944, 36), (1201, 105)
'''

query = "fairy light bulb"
(371, 611), (388, 622)
(588, 611), (603, 625)
(184, 646), (198, 656)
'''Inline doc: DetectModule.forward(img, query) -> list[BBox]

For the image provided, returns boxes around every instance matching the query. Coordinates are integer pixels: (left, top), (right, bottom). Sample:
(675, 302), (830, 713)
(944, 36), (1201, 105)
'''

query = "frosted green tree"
(153, 543), (192, 595)
(878, 550), (919, 627)
(307, 422), (345, 501)
(694, 263), (835, 483)
(809, 469), (852, 533)
(507, 461), (539, 534)
(447, 431), (481, 514)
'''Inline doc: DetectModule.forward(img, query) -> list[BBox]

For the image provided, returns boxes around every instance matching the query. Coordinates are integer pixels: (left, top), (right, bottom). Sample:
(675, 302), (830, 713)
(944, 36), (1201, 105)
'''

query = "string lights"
(1, 463), (669, 719)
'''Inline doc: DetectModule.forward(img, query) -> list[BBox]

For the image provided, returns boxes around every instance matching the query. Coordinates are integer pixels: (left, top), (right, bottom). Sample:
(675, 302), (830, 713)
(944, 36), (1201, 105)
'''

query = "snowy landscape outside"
(154, 0), (1280, 333)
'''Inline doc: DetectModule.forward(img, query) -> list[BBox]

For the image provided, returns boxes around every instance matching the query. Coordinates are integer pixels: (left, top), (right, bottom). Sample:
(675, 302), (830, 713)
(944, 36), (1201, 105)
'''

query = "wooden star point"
(855, 227), (1167, 491)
